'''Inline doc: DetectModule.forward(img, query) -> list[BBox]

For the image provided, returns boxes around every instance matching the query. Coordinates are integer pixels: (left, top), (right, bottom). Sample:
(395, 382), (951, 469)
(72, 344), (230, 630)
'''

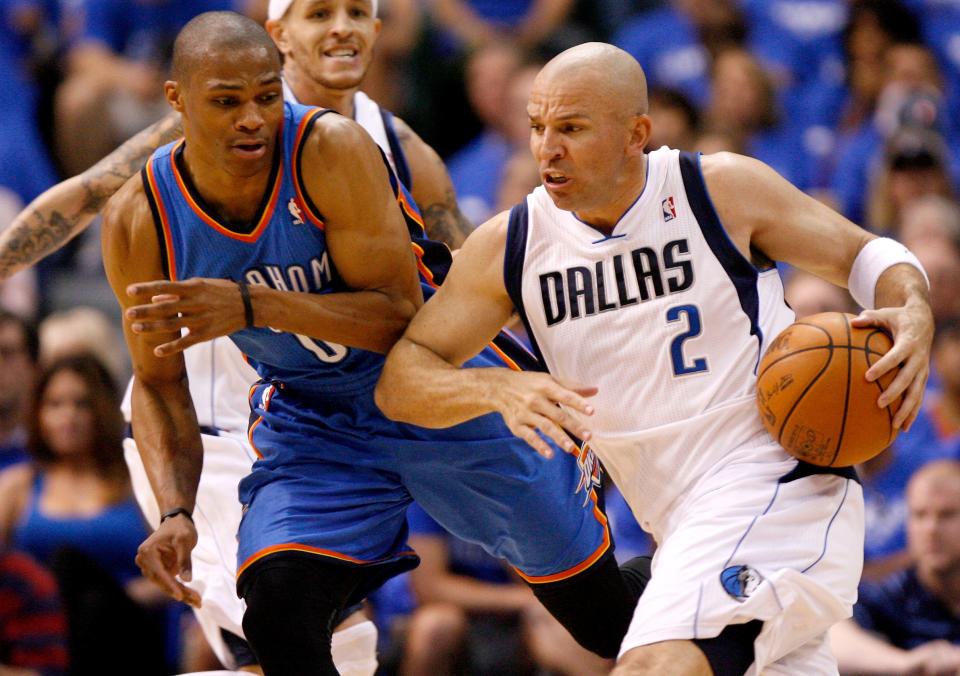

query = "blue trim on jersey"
(381, 109), (412, 193)
(504, 201), (548, 371)
(678, 151), (764, 370)
(802, 479), (851, 574)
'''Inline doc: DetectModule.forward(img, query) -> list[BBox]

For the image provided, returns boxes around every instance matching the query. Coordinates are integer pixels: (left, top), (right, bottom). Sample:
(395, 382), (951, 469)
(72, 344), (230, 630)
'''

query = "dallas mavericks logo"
(288, 198), (305, 225)
(721, 565), (763, 601)
(662, 196), (677, 222)
(574, 443), (602, 507)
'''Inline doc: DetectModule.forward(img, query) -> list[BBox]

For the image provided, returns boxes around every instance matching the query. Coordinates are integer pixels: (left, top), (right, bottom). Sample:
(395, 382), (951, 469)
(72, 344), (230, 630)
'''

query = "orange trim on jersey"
(290, 108), (327, 230)
(169, 139), (283, 242)
(487, 342), (521, 372)
(409, 242), (437, 288)
(237, 543), (418, 579)
(397, 188), (426, 235)
(247, 417), (264, 459)
(144, 157), (178, 280)
(512, 487), (611, 584)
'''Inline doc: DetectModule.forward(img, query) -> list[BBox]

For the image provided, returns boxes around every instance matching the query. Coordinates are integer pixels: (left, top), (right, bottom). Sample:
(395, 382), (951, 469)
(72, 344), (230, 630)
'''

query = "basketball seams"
(828, 315), (854, 467)
(777, 342), (834, 446)
(863, 329), (897, 446)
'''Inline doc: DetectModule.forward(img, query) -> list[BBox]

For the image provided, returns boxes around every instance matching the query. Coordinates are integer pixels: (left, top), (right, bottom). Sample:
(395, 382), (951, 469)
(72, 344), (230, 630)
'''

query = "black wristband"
(160, 507), (193, 524)
(238, 280), (255, 329)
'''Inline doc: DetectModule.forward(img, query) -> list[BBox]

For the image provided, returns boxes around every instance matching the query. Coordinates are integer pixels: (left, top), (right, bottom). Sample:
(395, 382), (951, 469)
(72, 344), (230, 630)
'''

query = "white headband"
(268, 0), (378, 20)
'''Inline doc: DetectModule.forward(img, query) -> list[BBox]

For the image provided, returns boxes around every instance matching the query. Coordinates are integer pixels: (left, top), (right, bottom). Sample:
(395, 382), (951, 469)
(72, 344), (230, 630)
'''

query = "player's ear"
(164, 81), (185, 113)
(265, 19), (290, 57)
(629, 114), (652, 155)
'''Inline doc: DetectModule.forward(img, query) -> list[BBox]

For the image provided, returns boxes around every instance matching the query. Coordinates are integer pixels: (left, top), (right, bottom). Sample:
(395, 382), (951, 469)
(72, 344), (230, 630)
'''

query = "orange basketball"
(756, 312), (901, 467)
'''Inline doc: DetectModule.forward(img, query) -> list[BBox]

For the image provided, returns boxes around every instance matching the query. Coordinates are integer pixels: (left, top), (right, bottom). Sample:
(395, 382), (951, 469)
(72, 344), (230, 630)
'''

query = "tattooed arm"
(0, 112), (182, 280)
(393, 116), (474, 249)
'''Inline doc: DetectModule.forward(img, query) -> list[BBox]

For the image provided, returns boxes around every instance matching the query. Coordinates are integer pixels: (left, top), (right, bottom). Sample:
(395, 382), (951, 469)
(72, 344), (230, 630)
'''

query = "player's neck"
(574, 155), (648, 233)
(181, 143), (276, 224)
(284, 66), (359, 119)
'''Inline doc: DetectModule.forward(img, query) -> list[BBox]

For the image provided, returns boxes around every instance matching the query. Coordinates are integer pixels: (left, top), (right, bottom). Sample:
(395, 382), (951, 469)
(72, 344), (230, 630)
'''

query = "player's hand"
(485, 370), (597, 459)
(904, 640), (960, 675)
(126, 278), (248, 356)
(134, 515), (201, 608)
(852, 298), (933, 432)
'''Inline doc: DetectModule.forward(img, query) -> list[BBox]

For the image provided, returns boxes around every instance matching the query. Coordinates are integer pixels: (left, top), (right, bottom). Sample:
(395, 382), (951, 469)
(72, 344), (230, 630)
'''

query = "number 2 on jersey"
(667, 304), (708, 376)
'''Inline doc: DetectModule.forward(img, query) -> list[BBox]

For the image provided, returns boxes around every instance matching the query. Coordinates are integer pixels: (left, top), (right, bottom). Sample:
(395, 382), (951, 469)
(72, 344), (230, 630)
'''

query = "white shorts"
(620, 442), (864, 675)
(124, 432), (256, 670)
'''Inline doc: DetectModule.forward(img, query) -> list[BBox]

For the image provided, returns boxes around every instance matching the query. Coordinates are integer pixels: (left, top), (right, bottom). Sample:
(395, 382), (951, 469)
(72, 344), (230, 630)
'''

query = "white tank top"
(505, 147), (796, 534)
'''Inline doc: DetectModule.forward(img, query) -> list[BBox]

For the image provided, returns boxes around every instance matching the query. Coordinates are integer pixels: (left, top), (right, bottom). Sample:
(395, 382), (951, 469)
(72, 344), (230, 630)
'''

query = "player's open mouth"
(324, 47), (359, 61)
(544, 172), (570, 188)
(231, 141), (267, 159)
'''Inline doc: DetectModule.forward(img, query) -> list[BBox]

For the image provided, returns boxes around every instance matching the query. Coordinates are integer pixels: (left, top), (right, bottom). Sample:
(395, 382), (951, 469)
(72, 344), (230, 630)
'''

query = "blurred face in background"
(466, 43), (523, 132)
(39, 369), (94, 459)
(933, 329), (960, 396)
(907, 466), (960, 578)
(270, 0), (381, 91)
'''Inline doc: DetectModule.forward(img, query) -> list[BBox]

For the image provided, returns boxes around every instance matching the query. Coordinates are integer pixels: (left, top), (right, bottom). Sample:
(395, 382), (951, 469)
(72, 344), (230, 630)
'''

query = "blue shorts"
(236, 352), (610, 587)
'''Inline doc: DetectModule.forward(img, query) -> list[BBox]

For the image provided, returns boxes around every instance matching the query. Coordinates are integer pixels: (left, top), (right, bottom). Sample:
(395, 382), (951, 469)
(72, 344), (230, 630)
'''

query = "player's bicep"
(703, 153), (871, 287)
(101, 182), (185, 384)
(404, 213), (515, 366)
(304, 120), (422, 305)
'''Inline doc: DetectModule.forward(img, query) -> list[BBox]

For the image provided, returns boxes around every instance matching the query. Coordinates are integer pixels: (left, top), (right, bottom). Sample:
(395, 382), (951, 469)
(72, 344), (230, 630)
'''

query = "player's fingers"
(131, 318), (187, 334)
(892, 370), (926, 430)
(175, 580), (202, 608)
(135, 546), (184, 602)
(850, 309), (888, 329)
(513, 424), (555, 459)
(127, 280), (182, 299)
(154, 332), (200, 357)
(546, 385), (596, 417)
(554, 378), (599, 398)
(150, 294), (179, 303)
(865, 346), (905, 383)
(126, 299), (183, 321)
(530, 399), (591, 442)
(875, 355), (914, 408)
(529, 412), (578, 455)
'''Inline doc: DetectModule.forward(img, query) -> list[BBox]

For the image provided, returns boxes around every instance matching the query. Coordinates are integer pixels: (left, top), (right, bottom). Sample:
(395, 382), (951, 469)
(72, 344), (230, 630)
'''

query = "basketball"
(756, 312), (902, 467)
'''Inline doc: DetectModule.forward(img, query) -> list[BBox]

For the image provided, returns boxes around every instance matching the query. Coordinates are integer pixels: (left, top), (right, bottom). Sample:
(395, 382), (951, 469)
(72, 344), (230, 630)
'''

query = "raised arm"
(125, 115), (424, 356)
(0, 112), (182, 279)
(394, 116), (474, 248)
(100, 174), (201, 607)
(376, 213), (595, 458)
(702, 152), (933, 430)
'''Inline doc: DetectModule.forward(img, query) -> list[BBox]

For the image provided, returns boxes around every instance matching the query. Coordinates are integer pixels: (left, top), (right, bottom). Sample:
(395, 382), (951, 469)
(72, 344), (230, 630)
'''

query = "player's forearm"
(131, 377), (202, 514)
(376, 337), (501, 426)
(874, 263), (931, 312)
(0, 113), (182, 280)
(250, 284), (419, 354)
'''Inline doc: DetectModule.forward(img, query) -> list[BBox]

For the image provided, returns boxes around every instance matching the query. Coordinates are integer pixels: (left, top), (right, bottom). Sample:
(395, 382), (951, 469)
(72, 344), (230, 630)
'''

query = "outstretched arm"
(101, 174), (201, 608)
(0, 112), (181, 279)
(703, 152), (933, 430)
(376, 212), (595, 458)
(125, 115), (424, 356)
(395, 116), (474, 248)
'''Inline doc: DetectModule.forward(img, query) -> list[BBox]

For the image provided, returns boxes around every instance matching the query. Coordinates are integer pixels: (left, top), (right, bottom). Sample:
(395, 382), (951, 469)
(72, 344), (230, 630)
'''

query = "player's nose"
(236, 102), (265, 131)
(329, 8), (355, 36)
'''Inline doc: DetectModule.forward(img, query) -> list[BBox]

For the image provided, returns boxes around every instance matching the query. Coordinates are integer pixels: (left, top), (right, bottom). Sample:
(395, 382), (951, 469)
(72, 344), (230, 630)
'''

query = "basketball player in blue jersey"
(105, 14), (646, 674)
(376, 43), (936, 674)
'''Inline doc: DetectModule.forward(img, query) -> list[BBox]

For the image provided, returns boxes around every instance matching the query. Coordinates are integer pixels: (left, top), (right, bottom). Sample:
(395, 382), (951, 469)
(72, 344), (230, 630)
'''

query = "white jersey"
(507, 147), (796, 537)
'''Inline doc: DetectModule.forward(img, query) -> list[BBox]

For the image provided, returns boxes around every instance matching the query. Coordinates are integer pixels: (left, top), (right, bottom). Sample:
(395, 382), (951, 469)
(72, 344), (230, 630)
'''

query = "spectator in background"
(431, 0), (576, 51)
(446, 43), (524, 224)
(613, 0), (745, 107)
(0, 354), (166, 674)
(897, 195), (960, 252)
(866, 127), (955, 234)
(782, 269), (855, 319)
(645, 87), (700, 152)
(401, 502), (611, 676)
(493, 60), (545, 213)
(704, 47), (807, 187)
(53, 0), (240, 176)
(0, 0), (59, 206)
(38, 306), (128, 386)
(0, 190), (38, 321)
(0, 546), (68, 675)
(0, 310), (38, 471)
(831, 460), (960, 674)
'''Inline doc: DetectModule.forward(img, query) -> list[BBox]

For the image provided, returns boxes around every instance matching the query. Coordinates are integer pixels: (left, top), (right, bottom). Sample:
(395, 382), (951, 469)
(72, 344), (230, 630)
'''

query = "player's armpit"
(395, 116), (474, 249)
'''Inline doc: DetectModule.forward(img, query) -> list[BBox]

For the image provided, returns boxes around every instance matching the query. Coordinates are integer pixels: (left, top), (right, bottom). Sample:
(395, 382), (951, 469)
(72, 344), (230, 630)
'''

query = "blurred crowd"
(0, 0), (959, 673)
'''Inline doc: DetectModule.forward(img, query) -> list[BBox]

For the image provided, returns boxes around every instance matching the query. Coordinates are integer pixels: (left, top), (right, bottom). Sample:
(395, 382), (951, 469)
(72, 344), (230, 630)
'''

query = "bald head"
(909, 459), (960, 498)
(537, 43), (648, 117)
(172, 11), (281, 83)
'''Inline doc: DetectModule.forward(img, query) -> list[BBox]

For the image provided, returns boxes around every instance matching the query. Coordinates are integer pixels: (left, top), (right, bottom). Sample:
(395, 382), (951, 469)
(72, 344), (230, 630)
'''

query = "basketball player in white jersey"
(375, 43), (935, 675)
(0, 1), (462, 671)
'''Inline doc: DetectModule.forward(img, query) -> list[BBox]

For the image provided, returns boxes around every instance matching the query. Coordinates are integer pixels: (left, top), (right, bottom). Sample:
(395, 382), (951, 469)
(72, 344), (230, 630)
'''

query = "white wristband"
(848, 237), (929, 310)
